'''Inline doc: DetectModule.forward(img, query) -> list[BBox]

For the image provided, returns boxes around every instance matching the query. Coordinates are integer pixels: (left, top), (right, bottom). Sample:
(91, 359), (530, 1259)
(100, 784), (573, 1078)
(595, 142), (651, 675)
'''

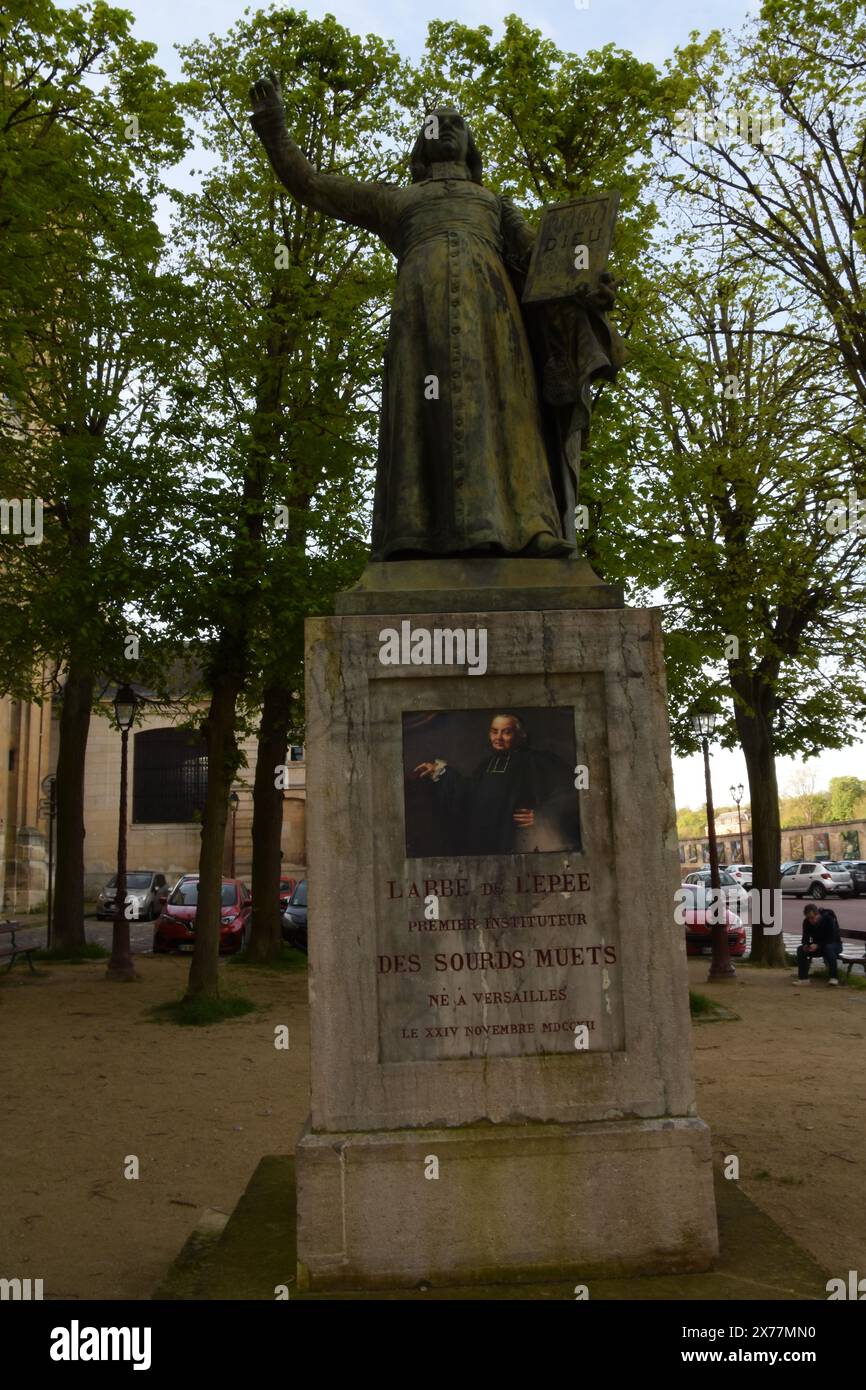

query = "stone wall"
(678, 818), (866, 867)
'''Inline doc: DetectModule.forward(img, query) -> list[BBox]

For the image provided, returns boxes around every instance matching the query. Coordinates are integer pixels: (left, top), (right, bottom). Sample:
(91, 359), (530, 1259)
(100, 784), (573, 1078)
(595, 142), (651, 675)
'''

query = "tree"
(827, 775), (866, 822)
(782, 769), (828, 825)
(662, 1), (866, 418)
(162, 9), (404, 989)
(0, 0), (186, 949)
(616, 247), (866, 962)
(677, 806), (708, 838)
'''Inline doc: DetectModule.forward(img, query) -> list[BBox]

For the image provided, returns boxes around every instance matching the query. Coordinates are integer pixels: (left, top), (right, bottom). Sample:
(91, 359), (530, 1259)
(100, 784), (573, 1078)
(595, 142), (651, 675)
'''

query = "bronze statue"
(249, 81), (625, 559)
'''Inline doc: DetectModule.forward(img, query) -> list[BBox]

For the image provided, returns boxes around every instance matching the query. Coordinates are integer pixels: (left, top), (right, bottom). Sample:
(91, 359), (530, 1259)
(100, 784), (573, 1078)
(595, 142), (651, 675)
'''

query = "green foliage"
(827, 776), (866, 823)
(156, 8), (407, 706)
(616, 246), (866, 761)
(677, 806), (707, 838)
(0, 0), (189, 700)
(413, 16), (688, 585)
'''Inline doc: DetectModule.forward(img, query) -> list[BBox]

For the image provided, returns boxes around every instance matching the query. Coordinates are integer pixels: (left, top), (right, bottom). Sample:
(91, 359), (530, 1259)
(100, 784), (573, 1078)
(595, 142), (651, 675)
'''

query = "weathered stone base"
(296, 1115), (718, 1290)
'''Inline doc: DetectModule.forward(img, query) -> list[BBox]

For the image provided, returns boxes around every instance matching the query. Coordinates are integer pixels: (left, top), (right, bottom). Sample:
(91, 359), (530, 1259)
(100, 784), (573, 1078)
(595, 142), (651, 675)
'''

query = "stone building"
(0, 680), (307, 911)
(0, 687), (53, 910)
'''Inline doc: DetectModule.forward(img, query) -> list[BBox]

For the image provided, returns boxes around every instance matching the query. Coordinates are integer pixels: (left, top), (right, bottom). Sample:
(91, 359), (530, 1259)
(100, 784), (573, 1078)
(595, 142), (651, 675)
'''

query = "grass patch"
(752, 1170), (803, 1186)
(689, 989), (740, 1022)
(33, 942), (110, 962)
(147, 993), (257, 1027)
(227, 943), (307, 972)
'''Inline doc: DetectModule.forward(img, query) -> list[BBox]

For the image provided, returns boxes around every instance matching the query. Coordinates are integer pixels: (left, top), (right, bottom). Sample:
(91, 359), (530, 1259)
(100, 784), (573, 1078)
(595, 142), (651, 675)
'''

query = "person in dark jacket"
(793, 903), (844, 984)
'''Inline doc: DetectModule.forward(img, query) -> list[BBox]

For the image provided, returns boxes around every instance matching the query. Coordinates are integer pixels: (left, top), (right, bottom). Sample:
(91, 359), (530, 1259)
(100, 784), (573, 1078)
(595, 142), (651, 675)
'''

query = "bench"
(840, 945), (866, 983)
(0, 920), (37, 973)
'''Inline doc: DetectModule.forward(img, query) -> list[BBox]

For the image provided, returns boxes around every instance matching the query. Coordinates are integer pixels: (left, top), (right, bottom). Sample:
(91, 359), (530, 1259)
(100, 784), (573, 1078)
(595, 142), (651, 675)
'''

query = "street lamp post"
(229, 790), (240, 878)
(692, 710), (735, 981)
(106, 683), (140, 982)
(40, 774), (56, 951)
(730, 782), (744, 862)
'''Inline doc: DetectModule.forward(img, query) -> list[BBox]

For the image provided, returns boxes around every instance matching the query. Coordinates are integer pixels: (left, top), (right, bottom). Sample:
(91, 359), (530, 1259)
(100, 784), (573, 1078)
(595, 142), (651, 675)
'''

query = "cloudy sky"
(68, 0), (866, 808)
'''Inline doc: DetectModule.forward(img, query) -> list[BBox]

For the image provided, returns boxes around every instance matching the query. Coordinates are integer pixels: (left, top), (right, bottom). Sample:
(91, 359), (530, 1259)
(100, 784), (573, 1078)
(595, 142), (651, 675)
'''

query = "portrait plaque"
(522, 191), (620, 304)
(373, 697), (625, 1064)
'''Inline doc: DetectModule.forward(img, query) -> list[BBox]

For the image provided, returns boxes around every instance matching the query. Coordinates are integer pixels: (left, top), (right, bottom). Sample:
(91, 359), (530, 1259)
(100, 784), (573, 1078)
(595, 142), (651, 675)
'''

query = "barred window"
(133, 728), (208, 824)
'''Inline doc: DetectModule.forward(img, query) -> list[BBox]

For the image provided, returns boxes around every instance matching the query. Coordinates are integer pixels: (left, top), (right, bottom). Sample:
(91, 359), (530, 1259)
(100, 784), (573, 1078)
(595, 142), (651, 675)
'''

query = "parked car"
(152, 875), (252, 954)
(281, 878), (307, 954)
(681, 868), (748, 913)
(680, 889), (746, 958)
(840, 860), (866, 897)
(727, 863), (752, 889)
(779, 861), (853, 899)
(96, 870), (170, 921)
(278, 876), (298, 913)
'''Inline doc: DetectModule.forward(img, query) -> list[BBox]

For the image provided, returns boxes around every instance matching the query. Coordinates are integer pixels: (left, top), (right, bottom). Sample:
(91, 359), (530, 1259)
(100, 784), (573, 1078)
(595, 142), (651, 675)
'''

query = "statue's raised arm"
(249, 73), (398, 246)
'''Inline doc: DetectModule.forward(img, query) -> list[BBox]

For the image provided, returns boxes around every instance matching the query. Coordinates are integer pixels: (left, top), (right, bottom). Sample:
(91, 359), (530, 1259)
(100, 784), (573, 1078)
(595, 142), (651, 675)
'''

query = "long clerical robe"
(250, 120), (621, 556)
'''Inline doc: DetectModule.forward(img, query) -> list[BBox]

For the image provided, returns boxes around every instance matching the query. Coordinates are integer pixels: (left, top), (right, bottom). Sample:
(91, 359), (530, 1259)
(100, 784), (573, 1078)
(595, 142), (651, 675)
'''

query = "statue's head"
(410, 108), (483, 184)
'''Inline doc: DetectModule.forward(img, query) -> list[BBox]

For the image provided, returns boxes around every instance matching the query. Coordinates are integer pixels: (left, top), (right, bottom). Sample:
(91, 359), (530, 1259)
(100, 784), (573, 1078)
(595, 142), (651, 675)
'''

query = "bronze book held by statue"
(522, 192), (621, 304)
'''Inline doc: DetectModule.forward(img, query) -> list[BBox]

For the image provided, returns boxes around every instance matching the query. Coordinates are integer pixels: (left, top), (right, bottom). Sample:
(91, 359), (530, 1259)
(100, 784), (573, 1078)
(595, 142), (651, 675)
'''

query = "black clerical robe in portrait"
(431, 746), (581, 856)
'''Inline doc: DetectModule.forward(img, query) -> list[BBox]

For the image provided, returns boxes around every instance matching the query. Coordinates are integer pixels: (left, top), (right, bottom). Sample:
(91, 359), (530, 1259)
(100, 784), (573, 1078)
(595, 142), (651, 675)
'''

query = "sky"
(101, 0), (756, 75)
(71, 0), (866, 808)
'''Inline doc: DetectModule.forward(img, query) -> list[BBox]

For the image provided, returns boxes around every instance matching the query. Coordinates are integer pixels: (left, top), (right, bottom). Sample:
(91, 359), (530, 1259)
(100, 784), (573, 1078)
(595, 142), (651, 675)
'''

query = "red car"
(684, 906), (747, 958)
(152, 875), (252, 955)
(278, 876), (298, 913)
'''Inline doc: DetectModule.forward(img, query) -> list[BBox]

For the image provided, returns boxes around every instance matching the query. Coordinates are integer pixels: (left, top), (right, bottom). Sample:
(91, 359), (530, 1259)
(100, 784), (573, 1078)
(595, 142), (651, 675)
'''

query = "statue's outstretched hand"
(249, 71), (286, 128)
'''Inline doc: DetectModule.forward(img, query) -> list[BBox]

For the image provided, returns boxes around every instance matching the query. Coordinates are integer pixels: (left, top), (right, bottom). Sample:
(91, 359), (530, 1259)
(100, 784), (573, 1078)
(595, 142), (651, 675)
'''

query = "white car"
(681, 869), (750, 914)
(779, 861), (853, 899)
(726, 863), (752, 889)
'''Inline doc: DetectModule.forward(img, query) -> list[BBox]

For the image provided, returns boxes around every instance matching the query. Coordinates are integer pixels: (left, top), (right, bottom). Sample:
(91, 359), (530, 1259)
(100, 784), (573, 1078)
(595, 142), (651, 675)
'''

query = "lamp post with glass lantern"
(730, 783), (744, 862)
(106, 683), (140, 982)
(692, 709), (735, 980)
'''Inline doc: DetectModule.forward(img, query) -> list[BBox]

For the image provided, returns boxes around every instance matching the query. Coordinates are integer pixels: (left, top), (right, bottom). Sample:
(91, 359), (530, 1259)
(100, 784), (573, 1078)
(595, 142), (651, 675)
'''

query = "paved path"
(3, 914), (156, 955)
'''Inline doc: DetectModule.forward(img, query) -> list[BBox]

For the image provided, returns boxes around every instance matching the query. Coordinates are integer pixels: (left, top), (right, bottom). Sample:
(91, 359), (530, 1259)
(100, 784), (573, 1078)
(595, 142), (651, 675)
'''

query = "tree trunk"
(185, 671), (243, 999)
(52, 657), (93, 952)
(732, 671), (786, 966)
(248, 683), (292, 963)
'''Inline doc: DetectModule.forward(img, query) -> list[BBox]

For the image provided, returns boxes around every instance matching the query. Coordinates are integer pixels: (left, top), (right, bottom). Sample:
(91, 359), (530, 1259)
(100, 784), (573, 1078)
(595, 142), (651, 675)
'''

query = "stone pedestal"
(297, 562), (718, 1289)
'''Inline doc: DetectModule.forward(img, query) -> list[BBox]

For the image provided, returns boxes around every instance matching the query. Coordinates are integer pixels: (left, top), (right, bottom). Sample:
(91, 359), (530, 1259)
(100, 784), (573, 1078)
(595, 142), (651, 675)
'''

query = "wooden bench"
(0, 920), (37, 973)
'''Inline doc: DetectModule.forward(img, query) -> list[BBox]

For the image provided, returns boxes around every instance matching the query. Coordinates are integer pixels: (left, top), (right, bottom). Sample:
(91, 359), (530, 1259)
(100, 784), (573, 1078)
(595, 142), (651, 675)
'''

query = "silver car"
(96, 870), (170, 921)
(779, 861), (853, 899)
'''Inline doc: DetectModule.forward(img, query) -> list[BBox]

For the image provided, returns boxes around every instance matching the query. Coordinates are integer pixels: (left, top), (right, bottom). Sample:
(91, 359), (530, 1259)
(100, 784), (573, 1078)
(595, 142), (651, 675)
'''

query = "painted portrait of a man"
(403, 709), (581, 857)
